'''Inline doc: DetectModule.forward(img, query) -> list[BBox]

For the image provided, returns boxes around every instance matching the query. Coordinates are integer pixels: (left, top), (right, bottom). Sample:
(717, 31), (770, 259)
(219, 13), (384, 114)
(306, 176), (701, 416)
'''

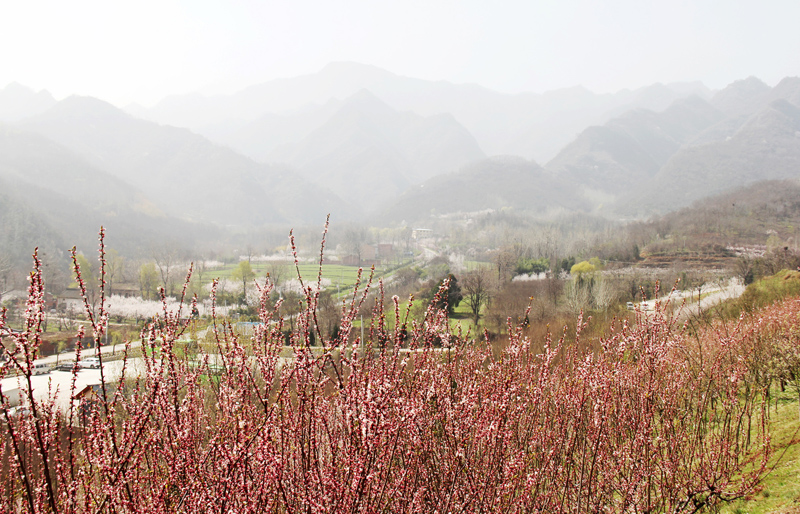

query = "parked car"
(6, 406), (32, 420)
(32, 362), (51, 375)
(79, 357), (101, 369)
(55, 361), (79, 371)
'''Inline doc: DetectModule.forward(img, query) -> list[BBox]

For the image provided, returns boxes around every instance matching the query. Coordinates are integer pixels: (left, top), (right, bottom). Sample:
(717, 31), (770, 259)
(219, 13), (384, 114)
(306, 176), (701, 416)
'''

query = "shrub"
(0, 228), (779, 512)
(719, 269), (800, 319)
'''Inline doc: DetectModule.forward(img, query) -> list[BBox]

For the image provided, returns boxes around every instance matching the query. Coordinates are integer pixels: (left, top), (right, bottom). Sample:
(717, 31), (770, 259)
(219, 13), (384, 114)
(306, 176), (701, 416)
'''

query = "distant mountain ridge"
(378, 156), (585, 225)
(205, 98), (343, 162)
(0, 82), (57, 122)
(538, 74), (800, 219)
(709, 76), (771, 117)
(267, 89), (485, 212)
(0, 126), (210, 257)
(133, 61), (712, 163)
(546, 95), (725, 201)
(4, 68), (800, 231)
(18, 96), (352, 225)
(0, 125), (156, 215)
(625, 99), (800, 215)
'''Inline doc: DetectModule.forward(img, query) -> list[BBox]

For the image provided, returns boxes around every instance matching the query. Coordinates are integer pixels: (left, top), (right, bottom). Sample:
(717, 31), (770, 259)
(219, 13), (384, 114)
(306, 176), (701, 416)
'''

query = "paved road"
(1, 358), (145, 411)
(33, 340), (144, 367)
(688, 280), (746, 316)
(637, 278), (745, 316)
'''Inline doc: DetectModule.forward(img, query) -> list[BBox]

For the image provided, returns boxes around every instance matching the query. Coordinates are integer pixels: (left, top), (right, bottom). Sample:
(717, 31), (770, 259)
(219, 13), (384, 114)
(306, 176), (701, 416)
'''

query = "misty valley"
(2, 64), (800, 512)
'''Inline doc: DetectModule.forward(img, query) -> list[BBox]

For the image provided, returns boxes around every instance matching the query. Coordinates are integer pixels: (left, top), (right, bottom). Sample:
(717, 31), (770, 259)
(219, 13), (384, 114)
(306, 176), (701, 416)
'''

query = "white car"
(32, 362), (51, 375)
(80, 357), (101, 369)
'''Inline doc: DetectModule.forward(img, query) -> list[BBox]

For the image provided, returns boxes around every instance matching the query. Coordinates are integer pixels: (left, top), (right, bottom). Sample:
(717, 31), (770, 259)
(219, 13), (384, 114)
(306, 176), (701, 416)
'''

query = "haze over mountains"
(546, 95), (726, 203)
(17, 95), (348, 226)
(2, 64), (800, 246)
(0, 82), (56, 122)
(628, 97), (800, 215)
(134, 62), (713, 164)
(267, 89), (485, 212)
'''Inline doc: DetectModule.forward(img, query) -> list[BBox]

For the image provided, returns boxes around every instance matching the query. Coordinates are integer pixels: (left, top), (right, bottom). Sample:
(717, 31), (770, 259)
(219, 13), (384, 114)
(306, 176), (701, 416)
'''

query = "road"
(1, 358), (145, 411)
(3, 325), (276, 412)
(637, 278), (745, 316)
(33, 340), (144, 367)
(7, 278), (746, 412)
(691, 279), (746, 313)
(24, 319), (210, 367)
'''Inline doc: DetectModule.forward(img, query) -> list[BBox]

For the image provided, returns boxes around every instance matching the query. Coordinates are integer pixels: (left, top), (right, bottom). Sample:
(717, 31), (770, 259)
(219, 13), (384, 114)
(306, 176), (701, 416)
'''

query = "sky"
(2, 0), (799, 107)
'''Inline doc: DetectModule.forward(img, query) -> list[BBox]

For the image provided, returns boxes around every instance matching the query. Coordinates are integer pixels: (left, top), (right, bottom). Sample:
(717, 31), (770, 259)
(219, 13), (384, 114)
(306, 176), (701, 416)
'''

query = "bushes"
(719, 269), (800, 319)
(0, 231), (784, 512)
(515, 257), (549, 276)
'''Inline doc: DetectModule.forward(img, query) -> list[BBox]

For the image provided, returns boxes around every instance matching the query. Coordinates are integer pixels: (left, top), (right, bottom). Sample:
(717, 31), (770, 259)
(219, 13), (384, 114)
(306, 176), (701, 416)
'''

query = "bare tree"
(139, 262), (160, 300)
(493, 246), (518, 283)
(316, 290), (340, 339)
(343, 227), (368, 265)
(592, 278), (616, 313)
(267, 260), (290, 291)
(152, 245), (179, 296)
(0, 252), (13, 305)
(281, 291), (303, 333)
(40, 251), (69, 297)
(105, 248), (125, 296)
(461, 267), (495, 326)
(188, 259), (208, 299)
(564, 278), (592, 314)
(484, 282), (534, 333)
(232, 261), (255, 300)
(74, 253), (101, 318)
(544, 275), (563, 307)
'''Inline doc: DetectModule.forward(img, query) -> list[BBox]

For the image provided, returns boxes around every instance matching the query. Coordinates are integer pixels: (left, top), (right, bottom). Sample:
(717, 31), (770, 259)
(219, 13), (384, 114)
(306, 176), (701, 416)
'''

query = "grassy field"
(351, 294), (485, 334)
(723, 389), (800, 513)
(206, 261), (391, 294)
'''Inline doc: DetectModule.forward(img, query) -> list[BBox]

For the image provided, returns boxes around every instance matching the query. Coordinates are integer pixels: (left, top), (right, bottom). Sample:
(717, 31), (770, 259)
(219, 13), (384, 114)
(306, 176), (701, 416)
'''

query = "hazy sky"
(2, 0), (799, 106)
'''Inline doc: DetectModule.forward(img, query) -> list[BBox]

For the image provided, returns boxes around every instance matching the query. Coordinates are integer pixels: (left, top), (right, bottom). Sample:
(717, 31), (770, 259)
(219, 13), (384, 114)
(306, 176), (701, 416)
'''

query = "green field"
(205, 261), (391, 295)
(722, 389), (800, 513)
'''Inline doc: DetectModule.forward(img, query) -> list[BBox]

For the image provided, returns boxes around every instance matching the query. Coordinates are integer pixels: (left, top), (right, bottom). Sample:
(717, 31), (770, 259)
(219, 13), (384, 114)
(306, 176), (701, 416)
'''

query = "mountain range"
(267, 89), (485, 212)
(377, 156), (586, 225)
(626, 98), (800, 215)
(17, 95), (350, 226)
(0, 124), (216, 261)
(545, 95), (726, 207)
(533, 76), (800, 219)
(0, 82), (56, 122)
(2, 65), (800, 248)
(133, 62), (713, 163)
